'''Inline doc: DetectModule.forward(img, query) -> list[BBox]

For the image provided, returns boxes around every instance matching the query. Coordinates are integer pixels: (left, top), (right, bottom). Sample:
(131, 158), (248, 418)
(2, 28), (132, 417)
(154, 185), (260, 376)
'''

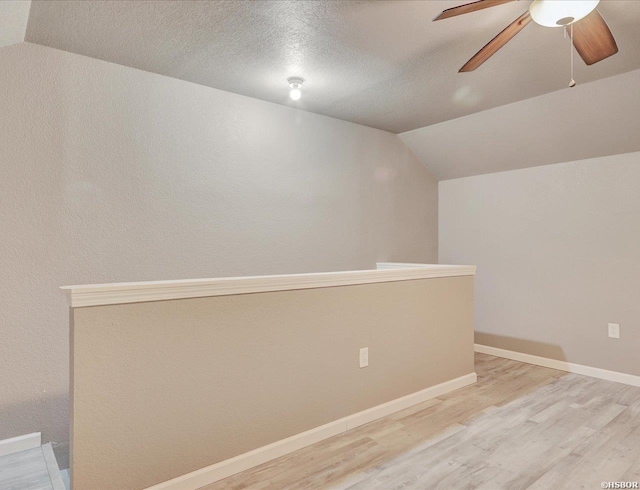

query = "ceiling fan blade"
(570, 10), (618, 65)
(434, 0), (515, 21)
(459, 11), (532, 72)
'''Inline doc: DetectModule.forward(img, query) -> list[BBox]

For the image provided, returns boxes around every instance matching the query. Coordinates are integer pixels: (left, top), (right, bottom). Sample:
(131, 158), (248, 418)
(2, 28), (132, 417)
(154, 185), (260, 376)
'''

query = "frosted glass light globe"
(529, 0), (600, 27)
(289, 88), (302, 101)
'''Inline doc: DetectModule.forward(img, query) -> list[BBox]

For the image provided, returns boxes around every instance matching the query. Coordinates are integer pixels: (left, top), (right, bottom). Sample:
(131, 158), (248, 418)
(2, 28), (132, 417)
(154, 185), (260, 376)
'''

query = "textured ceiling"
(24, 0), (640, 133)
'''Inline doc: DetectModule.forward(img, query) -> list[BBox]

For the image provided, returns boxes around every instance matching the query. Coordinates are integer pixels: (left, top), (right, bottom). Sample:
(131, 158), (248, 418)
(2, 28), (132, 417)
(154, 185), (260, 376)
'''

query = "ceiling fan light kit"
(434, 0), (618, 74)
(529, 0), (600, 27)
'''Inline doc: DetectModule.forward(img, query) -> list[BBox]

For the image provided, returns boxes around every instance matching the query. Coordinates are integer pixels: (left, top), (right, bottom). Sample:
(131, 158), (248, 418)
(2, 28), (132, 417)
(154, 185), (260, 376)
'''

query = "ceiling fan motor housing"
(433, 0), (617, 72)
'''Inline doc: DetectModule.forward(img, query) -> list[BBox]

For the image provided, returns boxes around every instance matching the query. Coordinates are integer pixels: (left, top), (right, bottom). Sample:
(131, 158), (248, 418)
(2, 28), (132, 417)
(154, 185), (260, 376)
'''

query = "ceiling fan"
(435, 0), (618, 72)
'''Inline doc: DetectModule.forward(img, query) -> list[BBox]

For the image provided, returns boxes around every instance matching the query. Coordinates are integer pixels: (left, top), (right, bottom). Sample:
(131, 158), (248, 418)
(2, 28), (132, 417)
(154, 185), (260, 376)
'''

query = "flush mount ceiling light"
(287, 77), (304, 101)
(434, 0), (618, 72)
(529, 0), (599, 27)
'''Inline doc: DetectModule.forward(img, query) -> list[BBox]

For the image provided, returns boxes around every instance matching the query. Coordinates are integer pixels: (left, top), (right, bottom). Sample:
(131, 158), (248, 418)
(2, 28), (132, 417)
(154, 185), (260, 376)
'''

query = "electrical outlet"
(608, 323), (620, 339)
(359, 347), (369, 368)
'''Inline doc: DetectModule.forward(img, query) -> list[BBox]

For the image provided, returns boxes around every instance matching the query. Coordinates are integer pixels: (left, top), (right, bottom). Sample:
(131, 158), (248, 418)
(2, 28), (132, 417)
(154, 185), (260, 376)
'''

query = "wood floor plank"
(201, 353), (640, 490)
(0, 446), (54, 490)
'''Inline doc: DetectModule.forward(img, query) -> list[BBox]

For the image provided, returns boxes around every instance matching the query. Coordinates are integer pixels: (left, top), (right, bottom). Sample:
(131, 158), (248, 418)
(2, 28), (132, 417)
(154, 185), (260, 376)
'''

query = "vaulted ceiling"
(400, 68), (640, 180)
(23, 0), (640, 134)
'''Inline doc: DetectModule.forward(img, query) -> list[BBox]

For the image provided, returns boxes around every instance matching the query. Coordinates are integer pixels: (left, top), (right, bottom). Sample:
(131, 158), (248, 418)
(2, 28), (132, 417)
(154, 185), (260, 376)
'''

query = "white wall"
(0, 42), (438, 467)
(440, 152), (640, 376)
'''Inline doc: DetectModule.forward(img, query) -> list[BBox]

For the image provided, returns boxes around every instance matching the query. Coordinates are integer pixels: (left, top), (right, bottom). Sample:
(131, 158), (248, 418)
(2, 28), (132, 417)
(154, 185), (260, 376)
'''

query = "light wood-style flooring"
(203, 353), (640, 490)
(0, 444), (65, 490)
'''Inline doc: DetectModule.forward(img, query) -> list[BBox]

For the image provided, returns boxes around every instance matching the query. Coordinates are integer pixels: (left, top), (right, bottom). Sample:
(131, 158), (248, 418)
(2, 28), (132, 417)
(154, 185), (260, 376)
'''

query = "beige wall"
(439, 152), (640, 376)
(0, 42), (438, 467)
(70, 277), (474, 489)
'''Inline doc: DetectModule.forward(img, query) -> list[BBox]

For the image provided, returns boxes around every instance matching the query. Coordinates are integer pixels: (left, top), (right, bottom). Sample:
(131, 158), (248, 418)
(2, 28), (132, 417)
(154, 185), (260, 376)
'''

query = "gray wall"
(0, 42), (438, 467)
(71, 277), (474, 489)
(439, 151), (640, 376)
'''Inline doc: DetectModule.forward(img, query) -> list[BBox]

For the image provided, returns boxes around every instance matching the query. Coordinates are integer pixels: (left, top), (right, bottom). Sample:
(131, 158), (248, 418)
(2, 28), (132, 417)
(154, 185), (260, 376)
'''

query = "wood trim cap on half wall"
(60, 263), (476, 308)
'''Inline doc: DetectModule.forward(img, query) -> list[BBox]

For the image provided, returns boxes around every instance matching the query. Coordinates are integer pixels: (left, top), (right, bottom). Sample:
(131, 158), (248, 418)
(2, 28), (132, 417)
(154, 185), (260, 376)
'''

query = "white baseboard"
(0, 432), (41, 457)
(344, 372), (476, 430)
(146, 372), (477, 490)
(475, 344), (640, 387)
